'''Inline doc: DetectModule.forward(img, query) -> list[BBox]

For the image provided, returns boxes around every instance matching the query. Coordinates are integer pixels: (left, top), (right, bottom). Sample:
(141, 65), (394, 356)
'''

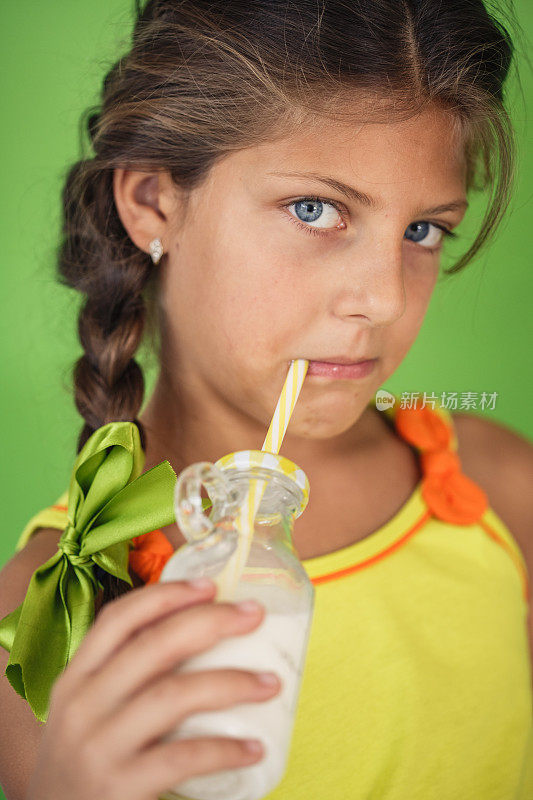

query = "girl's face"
(159, 105), (467, 440)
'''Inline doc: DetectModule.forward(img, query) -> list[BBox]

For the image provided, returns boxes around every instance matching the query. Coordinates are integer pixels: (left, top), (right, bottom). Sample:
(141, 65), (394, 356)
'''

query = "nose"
(331, 242), (407, 327)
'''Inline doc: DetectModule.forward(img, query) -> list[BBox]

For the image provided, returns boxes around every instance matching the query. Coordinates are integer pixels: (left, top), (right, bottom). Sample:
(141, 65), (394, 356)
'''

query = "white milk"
(159, 607), (311, 800)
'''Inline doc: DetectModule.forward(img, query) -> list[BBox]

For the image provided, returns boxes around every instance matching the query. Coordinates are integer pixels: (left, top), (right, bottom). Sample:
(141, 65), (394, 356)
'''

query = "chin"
(300, 421), (358, 440)
(288, 404), (368, 441)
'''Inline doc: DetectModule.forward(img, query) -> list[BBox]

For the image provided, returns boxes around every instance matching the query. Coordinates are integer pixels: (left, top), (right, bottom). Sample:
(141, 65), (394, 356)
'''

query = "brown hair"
(57, 0), (522, 603)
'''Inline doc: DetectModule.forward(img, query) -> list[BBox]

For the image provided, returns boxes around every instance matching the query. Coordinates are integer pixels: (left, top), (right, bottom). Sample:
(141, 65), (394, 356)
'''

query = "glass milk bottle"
(158, 450), (315, 800)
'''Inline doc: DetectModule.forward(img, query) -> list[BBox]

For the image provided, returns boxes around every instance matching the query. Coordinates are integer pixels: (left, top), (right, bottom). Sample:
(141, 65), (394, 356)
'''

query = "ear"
(112, 169), (181, 255)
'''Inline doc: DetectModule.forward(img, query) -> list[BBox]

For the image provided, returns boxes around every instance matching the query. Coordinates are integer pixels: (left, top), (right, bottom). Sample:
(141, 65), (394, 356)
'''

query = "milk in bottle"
(157, 451), (314, 800)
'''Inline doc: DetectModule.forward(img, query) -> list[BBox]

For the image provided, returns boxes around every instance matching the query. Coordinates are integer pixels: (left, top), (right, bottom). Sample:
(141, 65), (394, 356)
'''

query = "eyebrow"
(267, 170), (469, 215)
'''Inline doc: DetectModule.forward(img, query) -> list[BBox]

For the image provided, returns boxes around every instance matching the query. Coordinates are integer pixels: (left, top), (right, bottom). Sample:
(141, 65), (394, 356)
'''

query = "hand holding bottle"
(26, 579), (281, 800)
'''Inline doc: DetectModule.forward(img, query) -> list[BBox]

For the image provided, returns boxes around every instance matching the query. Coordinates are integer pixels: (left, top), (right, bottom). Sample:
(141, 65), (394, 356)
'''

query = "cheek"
(216, 280), (295, 367)
(389, 260), (439, 350)
(211, 253), (307, 361)
(406, 255), (440, 304)
(404, 251), (440, 304)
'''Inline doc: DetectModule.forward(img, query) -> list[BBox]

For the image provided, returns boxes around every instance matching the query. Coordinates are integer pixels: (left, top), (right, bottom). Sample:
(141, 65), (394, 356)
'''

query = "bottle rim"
(214, 450), (310, 515)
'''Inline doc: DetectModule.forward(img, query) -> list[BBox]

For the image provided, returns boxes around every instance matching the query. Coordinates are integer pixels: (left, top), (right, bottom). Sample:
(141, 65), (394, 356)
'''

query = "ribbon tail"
(0, 552), (97, 723)
(60, 560), (99, 664)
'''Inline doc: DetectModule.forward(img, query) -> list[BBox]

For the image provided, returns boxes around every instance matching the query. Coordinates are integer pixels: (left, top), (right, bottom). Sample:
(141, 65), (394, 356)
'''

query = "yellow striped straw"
(262, 359), (309, 454)
(214, 359), (309, 599)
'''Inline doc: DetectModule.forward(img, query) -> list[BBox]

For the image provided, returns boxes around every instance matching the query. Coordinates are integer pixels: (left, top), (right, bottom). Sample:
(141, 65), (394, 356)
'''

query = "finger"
(76, 601), (265, 733)
(125, 735), (265, 799)
(96, 667), (281, 760)
(55, 580), (217, 700)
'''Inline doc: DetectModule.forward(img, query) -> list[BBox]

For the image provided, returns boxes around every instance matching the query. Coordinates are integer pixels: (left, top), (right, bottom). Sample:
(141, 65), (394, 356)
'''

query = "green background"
(0, 2), (531, 791)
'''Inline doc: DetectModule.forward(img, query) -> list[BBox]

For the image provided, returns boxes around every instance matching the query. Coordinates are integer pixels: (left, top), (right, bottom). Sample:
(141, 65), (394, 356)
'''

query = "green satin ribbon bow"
(0, 421), (177, 723)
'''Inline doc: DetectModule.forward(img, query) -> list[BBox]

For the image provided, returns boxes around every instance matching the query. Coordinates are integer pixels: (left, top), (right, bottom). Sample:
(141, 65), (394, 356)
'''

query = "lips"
(309, 356), (376, 365)
(306, 358), (378, 379)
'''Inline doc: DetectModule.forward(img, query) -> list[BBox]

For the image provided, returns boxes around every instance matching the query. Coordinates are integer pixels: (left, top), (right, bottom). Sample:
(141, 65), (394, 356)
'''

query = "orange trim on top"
(310, 509), (432, 586)
(478, 517), (530, 603)
(52, 505), (68, 511)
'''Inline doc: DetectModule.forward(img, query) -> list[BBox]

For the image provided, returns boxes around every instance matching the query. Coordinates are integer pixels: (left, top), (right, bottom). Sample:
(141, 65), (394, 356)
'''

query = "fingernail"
(243, 739), (263, 754)
(257, 671), (279, 687)
(235, 600), (262, 614)
(187, 577), (215, 590)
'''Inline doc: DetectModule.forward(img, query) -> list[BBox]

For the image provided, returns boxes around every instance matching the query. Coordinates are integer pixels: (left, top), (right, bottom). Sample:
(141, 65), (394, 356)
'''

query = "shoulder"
(2, 527), (62, 581)
(450, 410), (533, 561)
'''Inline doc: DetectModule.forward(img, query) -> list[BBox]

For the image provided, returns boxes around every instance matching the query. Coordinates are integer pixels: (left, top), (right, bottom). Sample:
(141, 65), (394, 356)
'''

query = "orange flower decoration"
(395, 404), (488, 525)
(395, 404), (451, 451)
(129, 529), (174, 584)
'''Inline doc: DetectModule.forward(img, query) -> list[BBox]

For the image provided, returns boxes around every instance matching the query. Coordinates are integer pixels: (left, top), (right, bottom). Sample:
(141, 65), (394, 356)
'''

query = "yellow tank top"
(14, 399), (533, 799)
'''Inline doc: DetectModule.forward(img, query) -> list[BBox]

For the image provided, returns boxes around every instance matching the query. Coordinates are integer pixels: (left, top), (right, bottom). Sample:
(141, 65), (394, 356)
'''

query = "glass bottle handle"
(174, 462), (232, 542)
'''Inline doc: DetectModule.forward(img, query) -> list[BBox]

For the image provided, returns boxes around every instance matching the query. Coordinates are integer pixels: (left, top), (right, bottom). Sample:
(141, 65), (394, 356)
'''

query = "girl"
(1, 1), (532, 798)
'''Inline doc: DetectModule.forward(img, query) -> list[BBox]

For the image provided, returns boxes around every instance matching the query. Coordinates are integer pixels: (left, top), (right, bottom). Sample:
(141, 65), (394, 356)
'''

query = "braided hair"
(58, 58), (156, 600)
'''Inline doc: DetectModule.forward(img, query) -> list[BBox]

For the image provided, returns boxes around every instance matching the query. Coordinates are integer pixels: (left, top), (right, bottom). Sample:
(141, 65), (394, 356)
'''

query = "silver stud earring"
(149, 237), (163, 264)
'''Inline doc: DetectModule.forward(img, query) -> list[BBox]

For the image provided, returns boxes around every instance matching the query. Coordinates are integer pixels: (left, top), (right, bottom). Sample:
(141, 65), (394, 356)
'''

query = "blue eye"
(289, 198), (344, 231)
(295, 199), (322, 222)
(404, 221), (452, 250)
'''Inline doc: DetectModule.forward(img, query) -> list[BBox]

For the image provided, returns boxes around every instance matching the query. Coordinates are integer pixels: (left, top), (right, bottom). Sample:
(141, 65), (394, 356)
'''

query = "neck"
(138, 369), (384, 480)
